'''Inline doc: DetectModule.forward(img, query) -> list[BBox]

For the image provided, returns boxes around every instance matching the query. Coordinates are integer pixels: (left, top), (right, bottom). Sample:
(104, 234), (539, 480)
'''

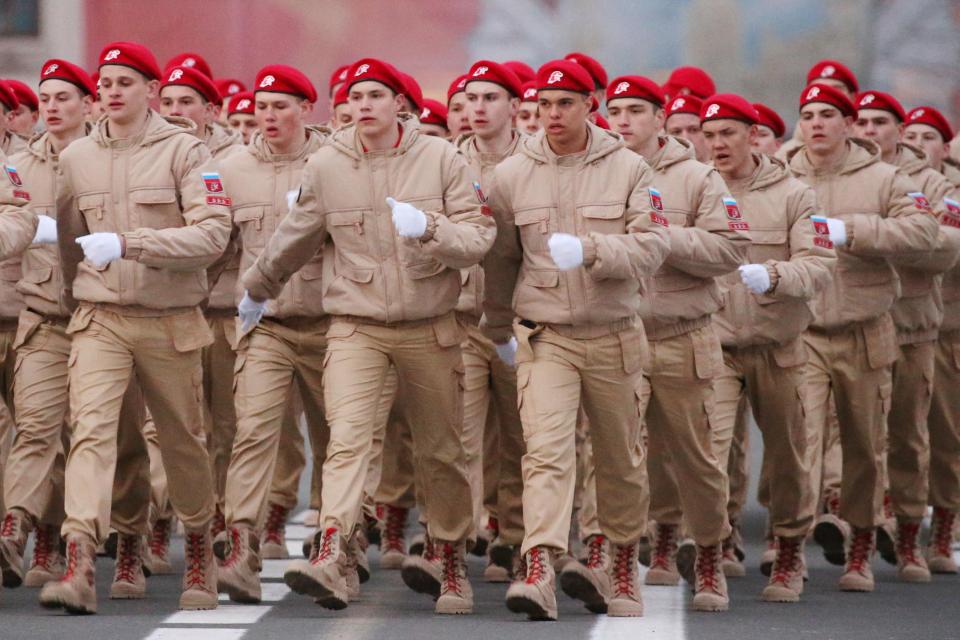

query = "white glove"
(495, 337), (518, 368)
(814, 216), (847, 247)
(548, 233), (584, 271)
(738, 264), (771, 294)
(285, 189), (299, 211)
(238, 291), (268, 333)
(386, 197), (427, 238)
(32, 214), (57, 244)
(76, 232), (122, 268)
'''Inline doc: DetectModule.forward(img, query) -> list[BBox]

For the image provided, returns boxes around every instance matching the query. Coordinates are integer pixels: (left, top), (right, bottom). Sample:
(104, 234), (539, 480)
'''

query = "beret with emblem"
(665, 94), (702, 118)
(329, 64), (350, 95)
(40, 59), (96, 96)
(806, 59), (858, 94)
(99, 41), (162, 81)
(906, 106), (954, 142)
(663, 66), (715, 100)
(420, 99), (448, 128)
(564, 52), (608, 90)
(799, 83), (856, 118)
(255, 64), (317, 103)
(347, 58), (405, 97)
(700, 94), (759, 124)
(0, 80), (18, 111)
(503, 60), (536, 84)
(606, 75), (664, 107)
(227, 91), (254, 115)
(520, 81), (537, 103)
(164, 52), (212, 79)
(163, 65), (221, 104)
(856, 90), (906, 122)
(215, 78), (246, 100)
(466, 60), (523, 98)
(537, 60), (594, 94)
(447, 74), (468, 104)
(753, 102), (785, 138)
(5, 80), (37, 111)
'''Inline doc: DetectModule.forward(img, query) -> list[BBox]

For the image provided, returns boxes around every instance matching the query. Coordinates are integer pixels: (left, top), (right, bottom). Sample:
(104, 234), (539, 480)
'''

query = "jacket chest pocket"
(328, 209), (370, 253)
(579, 203), (626, 235)
(515, 207), (553, 253)
(78, 193), (107, 231)
(130, 187), (181, 230)
(234, 206), (267, 248)
(748, 228), (789, 264)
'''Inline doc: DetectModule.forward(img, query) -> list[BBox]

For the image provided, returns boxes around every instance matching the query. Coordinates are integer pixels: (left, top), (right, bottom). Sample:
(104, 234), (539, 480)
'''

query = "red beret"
(663, 66), (715, 100)
(332, 83), (348, 108)
(665, 94), (702, 118)
(799, 83), (856, 119)
(164, 53), (212, 79)
(593, 114), (610, 130)
(40, 59), (96, 96)
(537, 59), (594, 94)
(255, 65), (317, 103)
(5, 80), (37, 111)
(329, 64), (350, 94)
(753, 102), (786, 138)
(466, 60), (523, 98)
(503, 61), (535, 84)
(700, 93), (758, 125)
(215, 78), (246, 100)
(398, 71), (424, 114)
(99, 41), (162, 81)
(906, 106), (954, 142)
(0, 81), (19, 111)
(447, 74), (468, 103)
(227, 91), (254, 115)
(347, 58), (405, 97)
(806, 59), (858, 94)
(162, 66), (221, 104)
(564, 52), (608, 90)
(419, 99), (448, 129)
(520, 81), (537, 103)
(856, 90), (906, 122)
(606, 75), (664, 107)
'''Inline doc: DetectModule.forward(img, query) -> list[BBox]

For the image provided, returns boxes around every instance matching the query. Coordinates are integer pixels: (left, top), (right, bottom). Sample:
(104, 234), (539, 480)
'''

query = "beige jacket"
(455, 131), (524, 321)
(482, 123), (671, 343)
(887, 143), (960, 344)
(787, 138), (939, 331)
(219, 126), (329, 318)
(931, 160), (960, 332)
(1, 131), (27, 157)
(639, 136), (751, 340)
(242, 115), (495, 324)
(0, 149), (35, 320)
(714, 153), (836, 349)
(57, 110), (232, 314)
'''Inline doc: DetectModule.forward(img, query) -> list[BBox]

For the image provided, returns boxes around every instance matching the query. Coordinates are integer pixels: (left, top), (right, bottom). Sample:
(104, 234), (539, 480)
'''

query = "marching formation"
(0, 40), (957, 623)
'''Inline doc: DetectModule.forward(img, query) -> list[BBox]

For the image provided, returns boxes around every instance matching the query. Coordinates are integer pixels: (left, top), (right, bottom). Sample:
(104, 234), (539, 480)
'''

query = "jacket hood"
(893, 141), (930, 176)
(788, 137), (881, 177)
(329, 112), (422, 162)
(456, 130), (524, 165)
(750, 152), (792, 190)
(647, 135), (694, 171)
(25, 122), (93, 162)
(206, 122), (243, 156)
(89, 110), (196, 148)
(520, 120), (624, 165)
(247, 124), (330, 162)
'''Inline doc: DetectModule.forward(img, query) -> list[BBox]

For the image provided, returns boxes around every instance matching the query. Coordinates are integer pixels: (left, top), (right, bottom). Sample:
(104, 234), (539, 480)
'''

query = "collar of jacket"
(521, 120), (622, 166)
(247, 124), (330, 163)
(788, 137), (879, 178)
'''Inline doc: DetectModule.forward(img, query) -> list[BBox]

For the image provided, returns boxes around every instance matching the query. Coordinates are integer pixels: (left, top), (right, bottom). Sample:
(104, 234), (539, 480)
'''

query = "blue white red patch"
(908, 191), (932, 213)
(723, 197), (749, 231)
(202, 172), (224, 194)
(5, 166), (22, 187)
(649, 187), (664, 212)
(942, 198), (960, 229)
(810, 215), (834, 249)
(13, 190), (29, 201)
(206, 195), (232, 206)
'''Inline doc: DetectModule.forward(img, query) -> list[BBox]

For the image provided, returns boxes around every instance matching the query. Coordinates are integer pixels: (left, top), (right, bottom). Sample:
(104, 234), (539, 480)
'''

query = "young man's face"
(751, 125), (781, 155)
(419, 123), (448, 138)
(538, 89), (591, 149)
(332, 103), (353, 129)
(702, 119), (756, 173)
(516, 101), (539, 134)
(607, 98), (663, 153)
(465, 80), (518, 139)
(8, 103), (38, 137)
(159, 85), (214, 129)
(903, 123), (949, 170)
(349, 81), (403, 139)
(854, 108), (902, 158)
(799, 103), (851, 156)
(666, 113), (708, 162)
(98, 65), (157, 125)
(38, 79), (91, 135)
(446, 92), (470, 138)
(227, 113), (257, 143)
(255, 92), (311, 148)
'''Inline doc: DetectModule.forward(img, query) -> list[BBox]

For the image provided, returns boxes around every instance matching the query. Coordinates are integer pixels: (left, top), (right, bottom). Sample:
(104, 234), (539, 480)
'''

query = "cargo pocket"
(863, 316), (898, 370)
(170, 310), (214, 353)
(232, 352), (246, 393)
(513, 320), (544, 365)
(514, 207), (552, 252)
(772, 338), (809, 369)
(619, 328), (645, 374)
(77, 193), (106, 230)
(579, 203), (626, 235)
(131, 187), (180, 230)
(66, 305), (95, 335)
(691, 326), (722, 380)
(328, 209), (369, 253)
(13, 309), (43, 350)
(326, 320), (359, 340)
(516, 367), (530, 412)
(433, 313), (464, 347)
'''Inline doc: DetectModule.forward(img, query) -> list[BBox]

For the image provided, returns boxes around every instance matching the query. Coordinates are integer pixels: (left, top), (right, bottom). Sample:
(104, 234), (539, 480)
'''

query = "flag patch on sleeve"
(5, 166), (22, 186)
(202, 172), (224, 194)
(908, 191), (932, 213)
(811, 215), (834, 248)
(943, 198), (960, 228)
(723, 197), (750, 231)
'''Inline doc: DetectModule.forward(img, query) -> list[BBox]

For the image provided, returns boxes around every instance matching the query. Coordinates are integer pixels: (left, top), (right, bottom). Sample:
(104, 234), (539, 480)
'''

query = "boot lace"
(149, 519), (171, 559)
(383, 506), (408, 553)
(882, 493), (894, 521)
(1, 513), (16, 538)
(184, 532), (207, 589)
(612, 544), (637, 597)
(769, 538), (801, 586)
(211, 509), (226, 538)
(423, 534), (437, 562)
(847, 530), (872, 573)
(650, 524), (677, 571)
(585, 535), (607, 569)
(525, 547), (547, 585)
(114, 535), (140, 584)
(32, 525), (55, 571)
(931, 508), (956, 557)
(695, 545), (720, 594)
(441, 543), (464, 596)
(310, 527), (338, 566)
(263, 503), (288, 546)
(896, 522), (922, 565)
(61, 539), (80, 582)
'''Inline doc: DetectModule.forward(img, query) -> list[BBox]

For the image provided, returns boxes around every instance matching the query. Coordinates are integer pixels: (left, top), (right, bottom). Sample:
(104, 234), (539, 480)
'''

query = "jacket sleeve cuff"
(581, 236), (598, 267)
(764, 263), (780, 293)
(121, 232), (143, 261)
(419, 212), (440, 243)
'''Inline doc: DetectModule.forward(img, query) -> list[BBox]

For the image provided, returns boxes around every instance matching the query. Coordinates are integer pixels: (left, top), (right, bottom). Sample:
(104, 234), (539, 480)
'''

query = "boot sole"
(24, 570), (63, 588)
(436, 595), (473, 615)
(109, 587), (146, 599)
(40, 594), (96, 615)
(644, 569), (680, 586)
(692, 597), (729, 612)
(876, 527), (897, 566)
(401, 565), (441, 598)
(760, 586), (800, 603)
(813, 522), (846, 566)
(283, 569), (347, 610)
(505, 593), (557, 621)
(559, 571), (608, 614)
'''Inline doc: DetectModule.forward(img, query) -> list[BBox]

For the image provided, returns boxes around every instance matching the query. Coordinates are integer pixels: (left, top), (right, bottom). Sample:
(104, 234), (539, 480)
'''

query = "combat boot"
(838, 527), (875, 592)
(24, 523), (65, 587)
(260, 502), (290, 560)
(721, 535), (745, 578)
(143, 518), (174, 575)
(560, 534), (610, 614)
(0, 509), (33, 587)
(875, 493), (897, 566)
(927, 507), (958, 573)
(895, 519), (930, 583)
(218, 526), (261, 603)
(761, 536), (804, 602)
(813, 491), (849, 566)
(608, 541), (643, 617)
(484, 538), (515, 583)
(39, 534), (97, 614)
(180, 526), (218, 610)
(505, 546), (557, 621)
(379, 505), (408, 570)
(401, 533), (442, 597)
(645, 523), (680, 586)
(284, 526), (349, 610)
(692, 544), (729, 612)
(110, 533), (146, 599)
(348, 527), (370, 584)
(435, 540), (473, 614)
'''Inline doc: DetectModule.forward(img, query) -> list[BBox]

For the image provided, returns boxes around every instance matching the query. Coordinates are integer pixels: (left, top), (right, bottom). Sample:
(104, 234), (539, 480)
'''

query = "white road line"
(283, 524), (314, 540)
(163, 604), (272, 625)
(589, 566), (686, 640)
(260, 559), (289, 579)
(145, 630), (247, 640)
(290, 509), (308, 524)
(218, 582), (291, 602)
(286, 539), (306, 556)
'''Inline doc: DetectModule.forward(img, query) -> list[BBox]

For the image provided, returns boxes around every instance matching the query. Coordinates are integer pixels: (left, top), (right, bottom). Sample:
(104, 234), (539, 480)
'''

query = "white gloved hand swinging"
(548, 233), (584, 271)
(32, 214), (58, 244)
(738, 264), (771, 294)
(76, 232), (122, 268)
(238, 291), (268, 333)
(386, 197), (427, 238)
(495, 337), (518, 368)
